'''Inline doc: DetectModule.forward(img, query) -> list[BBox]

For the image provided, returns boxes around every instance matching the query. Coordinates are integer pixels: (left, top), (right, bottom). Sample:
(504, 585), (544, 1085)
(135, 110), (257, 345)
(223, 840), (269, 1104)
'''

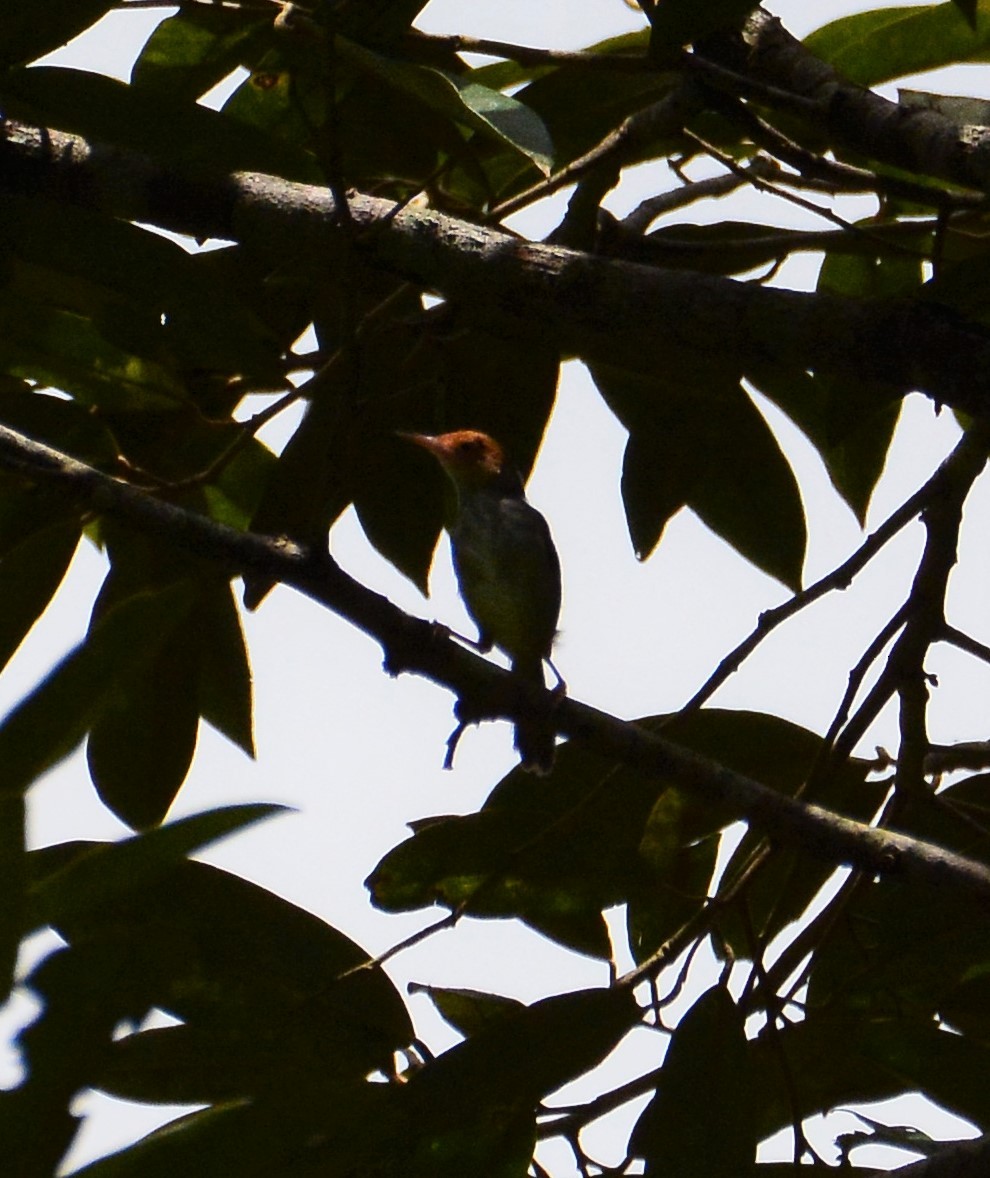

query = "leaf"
(43, 858), (416, 1095)
(408, 984), (526, 1040)
(0, 1), (116, 68)
(0, 194), (286, 397)
(0, 295), (186, 412)
(631, 985), (756, 1175)
(0, 382), (117, 476)
(0, 518), (80, 676)
(3, 942), (136, 1174)
(627, 832), (721, 963)
(82, 523), (255, 827)
(404, 986), (636, 1174)
(470, 29), (651, 92)
(132, 7), (272, 102)
(0, 66), (319, 183)
(592, 363), (806, 589)
(70, 1089), (399, 1178)
(513, 60), (673, 177)
(329, 0), (431, 47)
(368, 805), (616, 958)
(339, 38), (554, 174)
(196, 582), (254, 757)
(30, 804), (286, 931)
(86, 613), (201, 829)
(805, 3), (990, 86)
(0, 582), (195, 797)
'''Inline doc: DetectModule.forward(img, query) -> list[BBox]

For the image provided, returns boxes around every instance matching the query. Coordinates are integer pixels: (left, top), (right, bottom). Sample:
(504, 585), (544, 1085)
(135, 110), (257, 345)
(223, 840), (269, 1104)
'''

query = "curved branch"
(3, 423), (990, 908)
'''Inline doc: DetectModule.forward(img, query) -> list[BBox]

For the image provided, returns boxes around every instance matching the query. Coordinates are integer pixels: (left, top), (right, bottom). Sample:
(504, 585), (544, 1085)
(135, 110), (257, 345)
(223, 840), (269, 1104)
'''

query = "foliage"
(2, 0), (990, 1174)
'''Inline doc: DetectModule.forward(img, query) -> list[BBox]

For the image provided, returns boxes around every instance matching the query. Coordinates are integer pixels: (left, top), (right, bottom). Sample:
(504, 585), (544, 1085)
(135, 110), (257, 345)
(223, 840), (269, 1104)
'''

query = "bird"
(401, 429), (562, 773)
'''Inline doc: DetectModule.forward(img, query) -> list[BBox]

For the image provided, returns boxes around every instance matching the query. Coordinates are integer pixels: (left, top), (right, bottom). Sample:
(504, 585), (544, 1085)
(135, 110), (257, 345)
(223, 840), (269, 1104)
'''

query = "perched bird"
(402, 430), (562, 773)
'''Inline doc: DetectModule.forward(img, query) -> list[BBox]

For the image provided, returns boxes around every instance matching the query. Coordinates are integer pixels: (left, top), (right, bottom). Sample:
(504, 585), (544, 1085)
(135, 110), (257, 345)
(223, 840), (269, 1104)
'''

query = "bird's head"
(400, 430), (518, 493)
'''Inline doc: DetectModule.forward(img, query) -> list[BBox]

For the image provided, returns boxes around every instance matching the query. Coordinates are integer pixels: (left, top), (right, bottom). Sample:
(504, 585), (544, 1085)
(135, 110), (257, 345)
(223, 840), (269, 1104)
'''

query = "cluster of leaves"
(4, 0), (990, 1174)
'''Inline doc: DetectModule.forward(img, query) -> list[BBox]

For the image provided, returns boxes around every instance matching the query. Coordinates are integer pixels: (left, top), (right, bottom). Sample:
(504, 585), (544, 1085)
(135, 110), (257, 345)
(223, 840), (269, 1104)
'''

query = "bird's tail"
(512, 656), (556, 775)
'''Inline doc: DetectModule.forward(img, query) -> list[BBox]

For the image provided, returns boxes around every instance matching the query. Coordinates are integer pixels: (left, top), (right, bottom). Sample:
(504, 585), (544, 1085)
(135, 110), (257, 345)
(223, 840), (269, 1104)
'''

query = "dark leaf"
(86, 594), (202, 829)
(132, 7), (273, 102)
(70, 1088), (400, 1178)
(329, 0), (431, 47)
(631, 985), (756, 1175)
(3, 942), (136, 1174)
(404, 986), (636, 1174)
(0, 518), (80, 676)
(512, 57), (674, 179)
(84, 526), (254, 826)
(592, 363), (805, 588)
(408, 983), (526, 1039)
(627, 832), (721, 963)
(0, 581), (195, 797)
(30, 804), (284, 932)
(0, 1), (116, 68)
(196, 582), (254, 757)
(41, 858), (415, 1092)
(0, 294), (185, 413)
(0, 382), (117, 475)
(616, 219), (931, 275)
(0, 67), (319, 183)
(340, 39), (554, 174)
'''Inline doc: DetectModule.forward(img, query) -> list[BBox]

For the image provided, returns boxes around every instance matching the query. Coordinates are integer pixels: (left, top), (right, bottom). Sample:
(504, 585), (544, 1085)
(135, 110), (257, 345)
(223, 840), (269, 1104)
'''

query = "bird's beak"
(396, 431), (444, 459)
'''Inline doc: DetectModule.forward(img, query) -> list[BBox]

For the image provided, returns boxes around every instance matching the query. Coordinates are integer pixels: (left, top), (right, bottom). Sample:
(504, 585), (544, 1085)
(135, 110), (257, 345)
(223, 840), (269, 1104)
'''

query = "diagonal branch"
(3, 119), (990, 416)
(3, 422), (990, 908)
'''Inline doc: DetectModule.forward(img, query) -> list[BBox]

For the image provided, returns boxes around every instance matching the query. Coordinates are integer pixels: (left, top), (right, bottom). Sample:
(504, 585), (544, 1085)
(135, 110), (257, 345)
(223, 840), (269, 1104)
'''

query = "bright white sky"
(2, 0), (988, 1172)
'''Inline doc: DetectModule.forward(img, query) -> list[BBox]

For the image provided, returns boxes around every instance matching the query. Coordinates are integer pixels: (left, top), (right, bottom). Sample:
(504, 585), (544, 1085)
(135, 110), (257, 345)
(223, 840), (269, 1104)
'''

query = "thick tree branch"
(3, 422), (990, 908)
(702, 10), (990, 195)
(3, 119), (990, 416)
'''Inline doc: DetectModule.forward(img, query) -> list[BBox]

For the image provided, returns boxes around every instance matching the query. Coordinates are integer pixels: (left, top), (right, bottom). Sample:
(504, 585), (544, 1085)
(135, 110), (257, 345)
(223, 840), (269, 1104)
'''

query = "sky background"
(2, 0), (989, 1172)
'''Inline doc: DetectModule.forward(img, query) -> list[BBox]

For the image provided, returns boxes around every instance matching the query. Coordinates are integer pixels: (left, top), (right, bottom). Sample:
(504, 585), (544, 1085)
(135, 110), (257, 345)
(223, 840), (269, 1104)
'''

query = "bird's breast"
(450, 491), (561, 663)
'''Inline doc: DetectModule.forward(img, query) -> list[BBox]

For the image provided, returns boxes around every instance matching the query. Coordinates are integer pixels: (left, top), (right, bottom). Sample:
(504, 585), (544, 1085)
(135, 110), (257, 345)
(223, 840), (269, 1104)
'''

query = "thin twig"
(621, 160), (767, 233)
(677, 472), (938, 719)
(487, 84), (703, 222)
(405, 29), (654, 73)
(813, 605), (909, 781)
(736, 901), (814, 1165)
(336, 910), (459, 978)
(716, 89), (984, 213)
(940, 622), (990, 667)
(682, 128), (929, 259)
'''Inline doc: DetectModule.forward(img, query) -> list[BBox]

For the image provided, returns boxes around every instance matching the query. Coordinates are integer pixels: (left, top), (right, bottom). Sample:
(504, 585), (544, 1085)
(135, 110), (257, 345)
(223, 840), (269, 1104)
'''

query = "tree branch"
(3, 422), (990, 908)
(701, 10), (990, 196)
(3, 118), (990, 416)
